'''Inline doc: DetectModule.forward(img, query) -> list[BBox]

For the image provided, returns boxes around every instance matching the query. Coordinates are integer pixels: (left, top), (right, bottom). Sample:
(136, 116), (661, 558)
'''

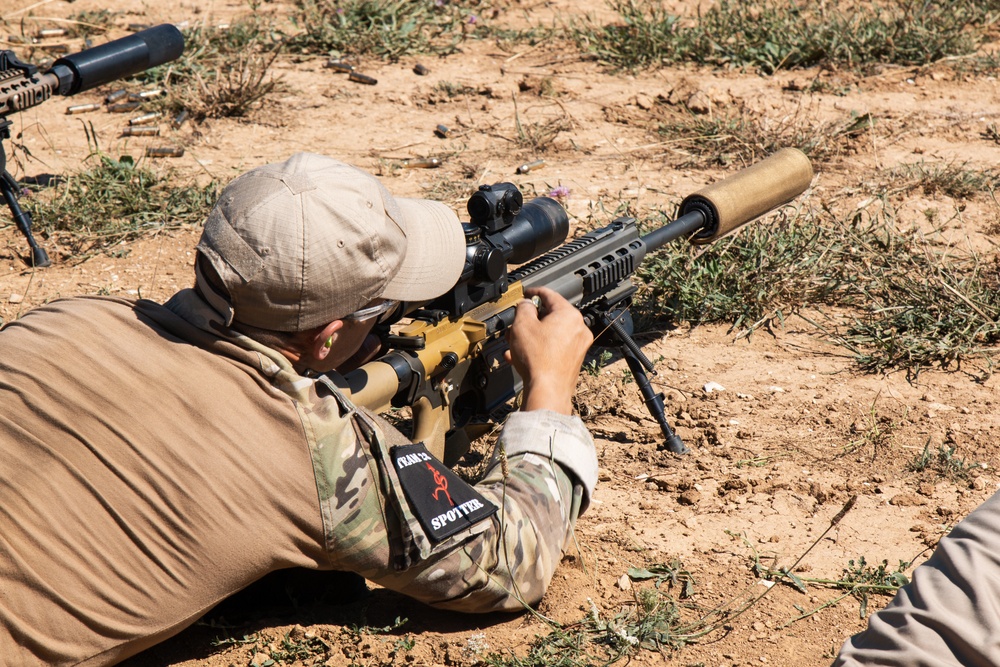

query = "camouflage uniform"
(164, 288), (597, 611)
(0, 291), (596, 665)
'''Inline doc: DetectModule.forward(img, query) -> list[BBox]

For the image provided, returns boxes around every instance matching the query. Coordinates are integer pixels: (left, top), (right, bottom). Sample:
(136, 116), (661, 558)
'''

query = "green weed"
(210, 617), (410, 665)
(584, 350), (614, 377)
(572, 0), (682, 71)
(635, 189), (1000, 375)
(877, 161), (998, 200)
(908, 441), (980, 480)
(655, 104), (859, 167)
(759, 555), (909, 619)
(434, 81), (478, 98)
(574, 0), (995, 74)
(843, 399), (900, 459)
(64, 10), (118, 37)
(635, 204), (834, 336)
(22, 153), (218, 258)
(839, 232), (1000, 377)
(135, 17), (283, 119)
(484, 590), (698, 666)
(288, 0), (469, 59)
(511, 97), (571, 153)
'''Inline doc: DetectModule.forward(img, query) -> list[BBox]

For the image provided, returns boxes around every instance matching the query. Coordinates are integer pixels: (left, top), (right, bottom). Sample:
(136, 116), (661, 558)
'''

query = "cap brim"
(380, 198), (465, 302)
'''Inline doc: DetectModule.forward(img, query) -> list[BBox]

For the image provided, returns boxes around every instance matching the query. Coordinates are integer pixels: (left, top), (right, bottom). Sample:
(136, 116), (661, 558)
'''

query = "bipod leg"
(602, 313), (688, 454)
(0, 170), (50, 268)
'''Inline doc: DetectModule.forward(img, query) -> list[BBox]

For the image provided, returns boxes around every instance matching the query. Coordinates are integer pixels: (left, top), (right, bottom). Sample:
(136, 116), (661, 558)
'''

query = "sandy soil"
(3, 1), (1000, 666)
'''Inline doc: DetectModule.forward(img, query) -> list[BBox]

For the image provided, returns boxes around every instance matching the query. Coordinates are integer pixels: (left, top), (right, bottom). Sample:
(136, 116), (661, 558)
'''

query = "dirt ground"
(4, 1), (1000, 666)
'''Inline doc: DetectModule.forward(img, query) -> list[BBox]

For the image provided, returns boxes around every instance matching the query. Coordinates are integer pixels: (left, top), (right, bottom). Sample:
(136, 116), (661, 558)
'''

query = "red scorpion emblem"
(427, 462), (453, 505)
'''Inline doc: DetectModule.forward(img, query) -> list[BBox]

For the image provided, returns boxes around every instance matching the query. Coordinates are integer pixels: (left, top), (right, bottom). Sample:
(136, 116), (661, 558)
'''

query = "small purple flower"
(336, 7), (344, 14)
(466, 14), (477, 24)
(549, 185), (570, 198)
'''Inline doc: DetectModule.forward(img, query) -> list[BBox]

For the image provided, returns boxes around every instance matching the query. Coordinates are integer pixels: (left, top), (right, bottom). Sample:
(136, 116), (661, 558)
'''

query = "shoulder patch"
(390, 443), (498, 543)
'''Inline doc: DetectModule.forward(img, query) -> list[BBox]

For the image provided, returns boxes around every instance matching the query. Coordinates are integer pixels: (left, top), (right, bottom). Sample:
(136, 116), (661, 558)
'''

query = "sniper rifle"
(0, 24), (184, 266)
(335, 148), (814, 465)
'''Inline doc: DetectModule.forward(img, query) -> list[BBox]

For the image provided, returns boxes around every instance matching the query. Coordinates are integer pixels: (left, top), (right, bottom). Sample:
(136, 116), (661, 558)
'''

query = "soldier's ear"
(313, 320), (345, 361)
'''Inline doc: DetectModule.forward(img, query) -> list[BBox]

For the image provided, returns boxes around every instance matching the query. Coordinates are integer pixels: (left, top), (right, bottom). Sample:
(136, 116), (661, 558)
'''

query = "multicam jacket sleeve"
(305, 380), (597, 612)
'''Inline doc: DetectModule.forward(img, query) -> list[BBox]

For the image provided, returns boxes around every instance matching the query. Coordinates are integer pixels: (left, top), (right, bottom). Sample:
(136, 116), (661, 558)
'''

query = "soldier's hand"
(505, 287), (593, 415)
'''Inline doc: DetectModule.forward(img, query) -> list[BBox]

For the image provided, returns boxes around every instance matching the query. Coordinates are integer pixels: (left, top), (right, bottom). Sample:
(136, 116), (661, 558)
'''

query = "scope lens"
(503, 197), (569, 264)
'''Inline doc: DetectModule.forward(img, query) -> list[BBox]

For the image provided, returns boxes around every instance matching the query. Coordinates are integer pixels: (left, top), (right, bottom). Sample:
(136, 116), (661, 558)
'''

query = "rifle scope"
(463, 183), (568, 279)
(47, 25), (184, 96)
(423, 183), (568, 317)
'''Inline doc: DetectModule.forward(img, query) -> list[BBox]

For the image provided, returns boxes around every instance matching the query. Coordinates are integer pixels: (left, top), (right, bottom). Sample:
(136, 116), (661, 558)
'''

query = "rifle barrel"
(639, 210), (707, 253)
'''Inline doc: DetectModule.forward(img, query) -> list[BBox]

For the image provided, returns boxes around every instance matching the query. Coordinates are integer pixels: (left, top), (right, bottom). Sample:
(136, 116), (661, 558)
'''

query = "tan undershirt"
(0, 297), (327, 666)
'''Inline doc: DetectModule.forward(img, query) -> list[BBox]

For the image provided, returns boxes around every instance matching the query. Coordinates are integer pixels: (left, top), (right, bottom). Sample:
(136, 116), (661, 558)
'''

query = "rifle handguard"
(681, 147), (814, 245)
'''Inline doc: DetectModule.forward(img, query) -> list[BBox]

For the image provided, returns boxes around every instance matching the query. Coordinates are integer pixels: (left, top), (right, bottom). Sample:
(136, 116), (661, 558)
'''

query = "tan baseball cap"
(195, 153), (466, 331)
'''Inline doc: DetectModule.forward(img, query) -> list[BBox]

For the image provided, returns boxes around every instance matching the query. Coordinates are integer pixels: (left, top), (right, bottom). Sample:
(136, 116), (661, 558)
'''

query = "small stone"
(678, 489), (701, 505)
(890, 493), (926, 507)
(618, 574), (631, 590)
(8, 293), (23, 304)
(703, 381), (726, 393)
(687, 90), (711, 114)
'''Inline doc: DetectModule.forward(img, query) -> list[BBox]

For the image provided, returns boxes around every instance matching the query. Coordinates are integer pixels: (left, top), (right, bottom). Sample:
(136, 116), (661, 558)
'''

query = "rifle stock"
(338, 148), (814, 464)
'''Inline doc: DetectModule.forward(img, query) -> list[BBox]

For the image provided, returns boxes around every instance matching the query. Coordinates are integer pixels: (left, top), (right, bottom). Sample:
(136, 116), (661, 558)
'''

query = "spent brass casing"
(108, 102), (141, 113)
(172, 110), (189, 129)
(66, 103), (101, 115)
(146, 147), (184, 158)
(37, 28), (67, 37)
(325, 60), (354, 73)
(129, 112), (161, 126)
(516, 159), (545, 174)
(105, 89), (128, 104)
(413, 63), (429, 76)
(400, 158), (441, 169)
(121, 126), (160, 137)
(348, 72), (377, 85)
(129, 90), (164, 101)
(434, 124), (450, 138)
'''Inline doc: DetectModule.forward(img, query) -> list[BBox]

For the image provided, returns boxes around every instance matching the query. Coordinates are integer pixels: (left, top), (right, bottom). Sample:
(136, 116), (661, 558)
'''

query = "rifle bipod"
(601, 312), (688, 455)
(0, 122), (50, 268)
